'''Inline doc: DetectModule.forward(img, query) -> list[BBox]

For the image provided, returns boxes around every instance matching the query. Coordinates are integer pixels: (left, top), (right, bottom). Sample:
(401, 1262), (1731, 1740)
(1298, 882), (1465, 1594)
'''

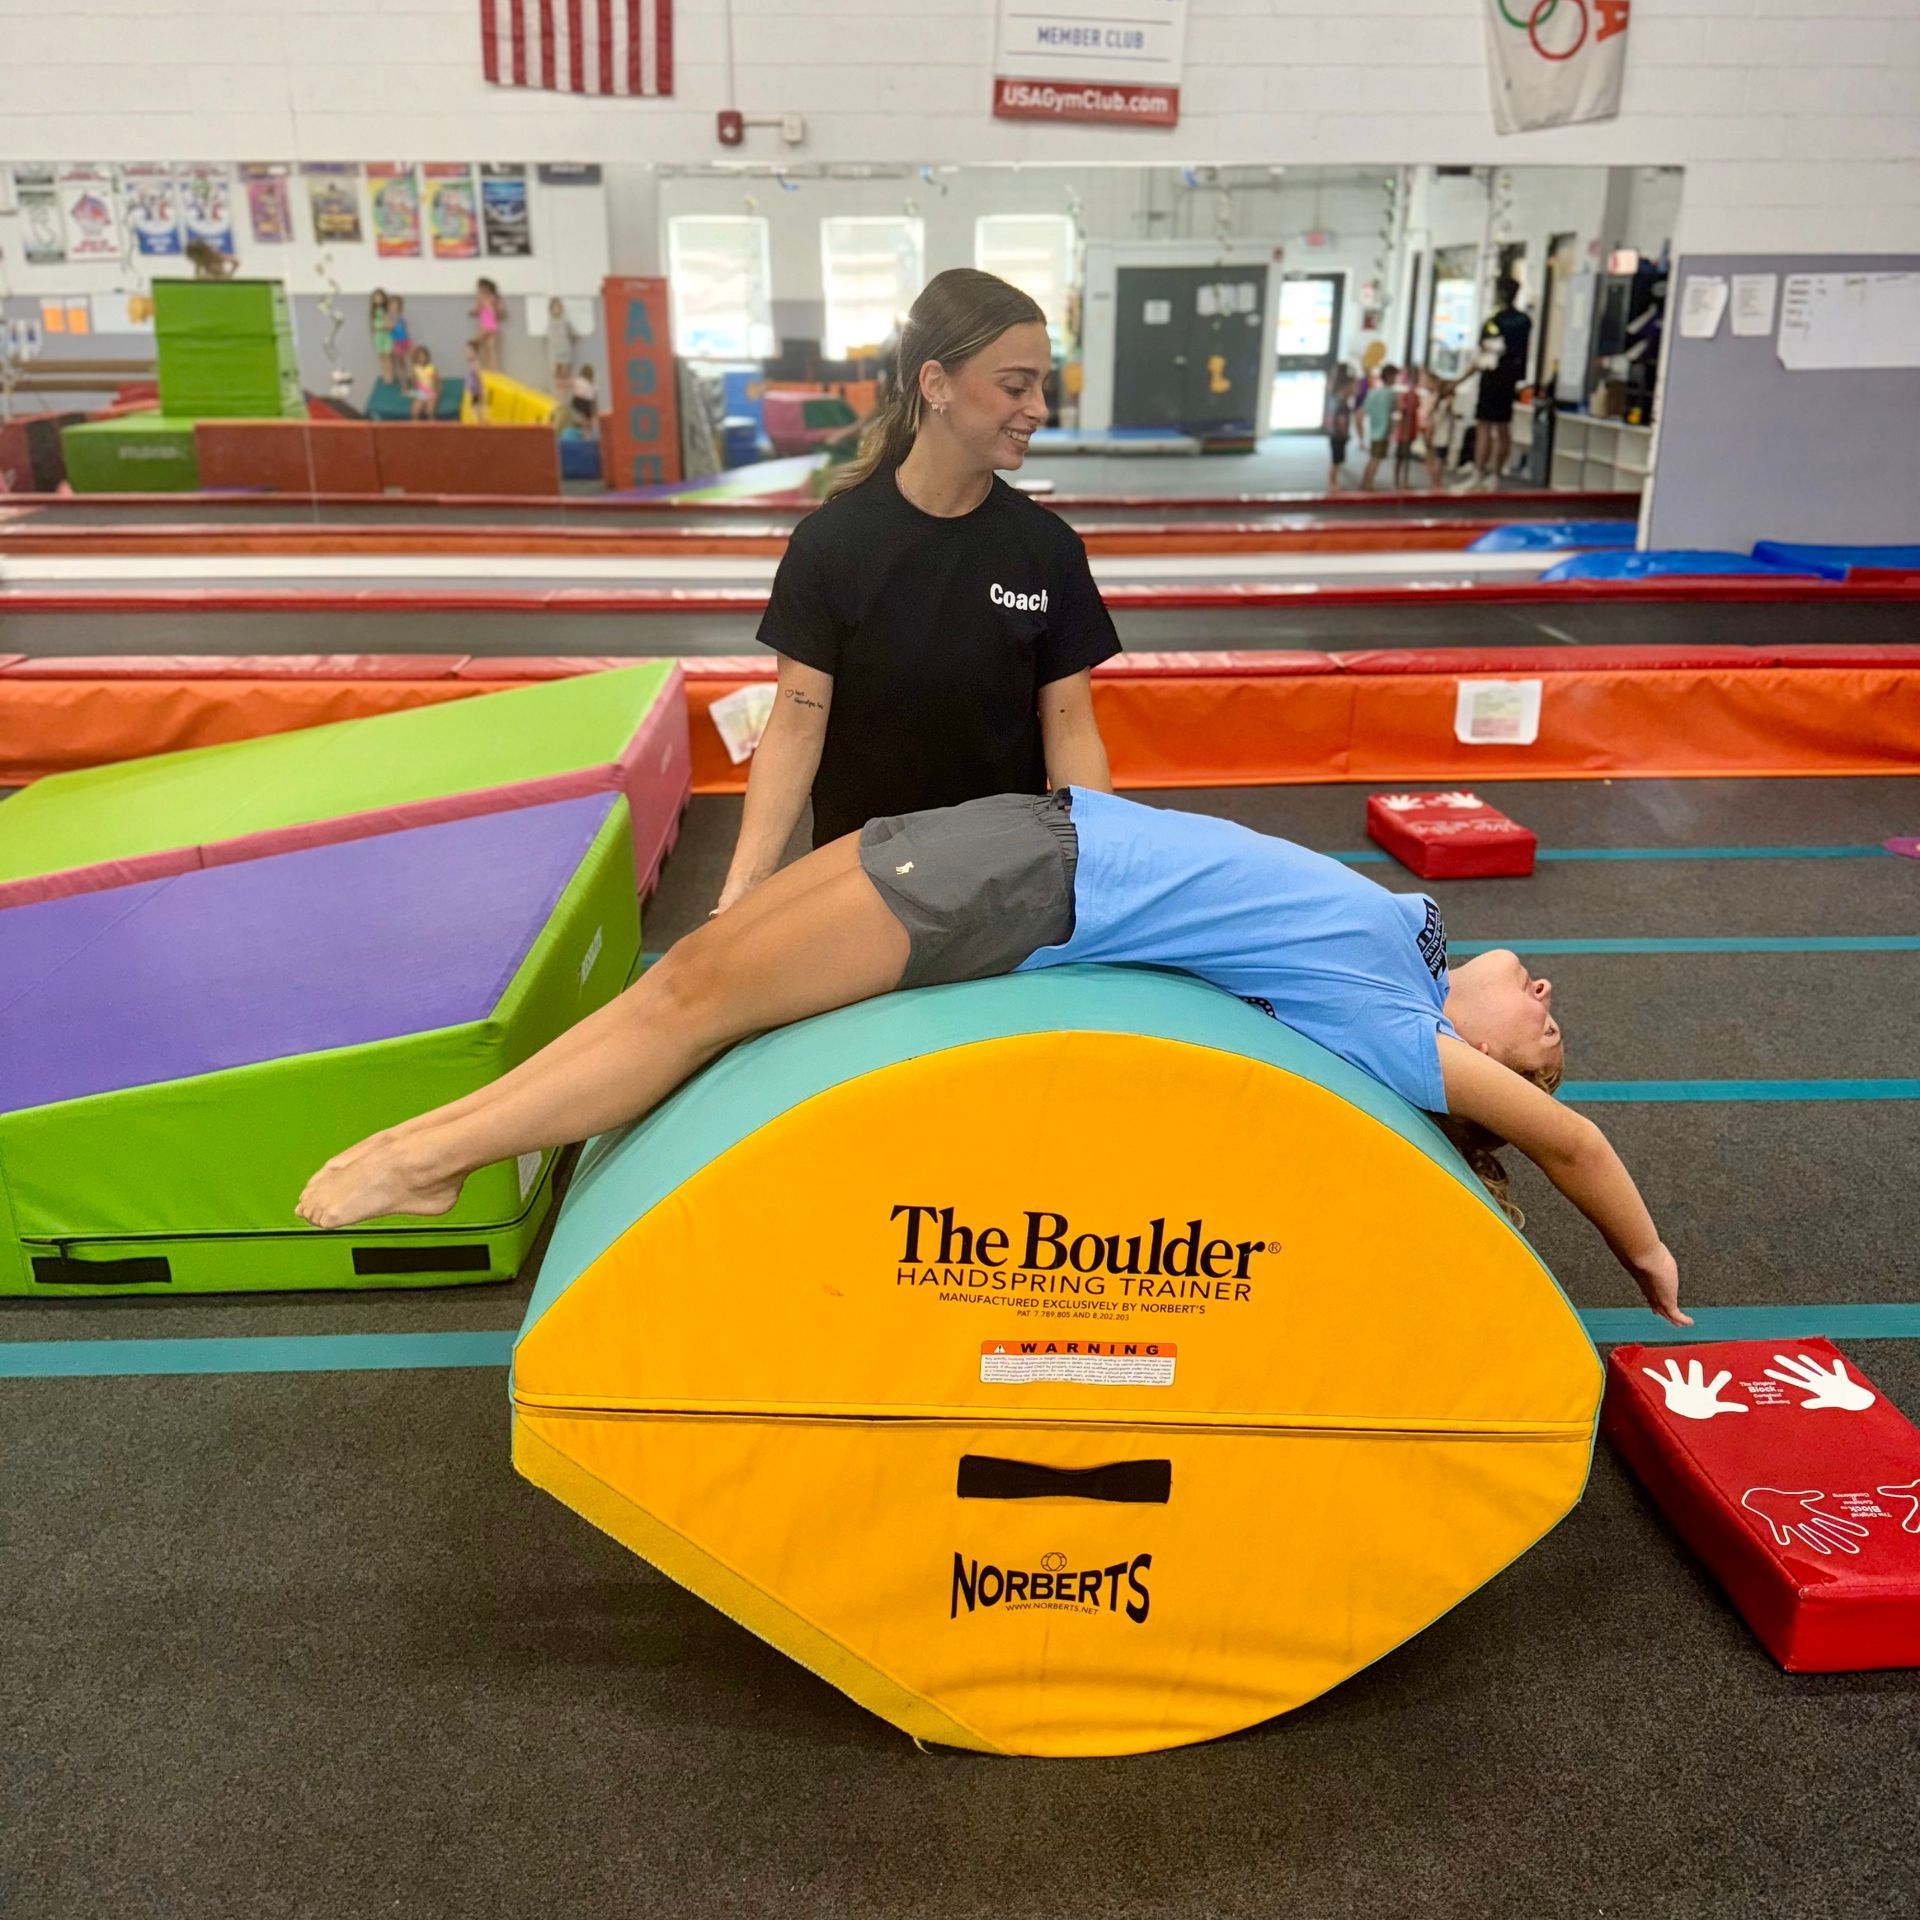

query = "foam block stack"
(154, 278), (304, 420)
(513, 966), (1602, 1756)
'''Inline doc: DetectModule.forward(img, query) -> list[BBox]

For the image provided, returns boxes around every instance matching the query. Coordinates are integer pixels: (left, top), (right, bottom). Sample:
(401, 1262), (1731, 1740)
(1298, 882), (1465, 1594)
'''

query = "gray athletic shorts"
(858, 790), (1079, 990)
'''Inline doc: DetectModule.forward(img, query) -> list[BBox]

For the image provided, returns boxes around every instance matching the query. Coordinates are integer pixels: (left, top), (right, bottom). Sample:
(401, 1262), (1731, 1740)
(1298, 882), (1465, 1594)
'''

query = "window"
(820, 217), (925, 360)
(666, 216), (774, 360)
(1427, 245), (1480, 379)
(974, 214), (1077, 350)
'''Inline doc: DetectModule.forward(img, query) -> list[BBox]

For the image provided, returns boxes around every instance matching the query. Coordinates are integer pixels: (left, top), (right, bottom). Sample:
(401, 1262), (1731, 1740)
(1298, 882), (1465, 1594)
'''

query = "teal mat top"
(519, 965), (1570, 1347)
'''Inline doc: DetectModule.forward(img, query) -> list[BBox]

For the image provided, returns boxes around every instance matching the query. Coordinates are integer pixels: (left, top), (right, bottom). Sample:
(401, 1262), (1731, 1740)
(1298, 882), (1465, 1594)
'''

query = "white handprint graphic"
(1873, 1480), (1920, 1534)
(1643, 1358), (1748, 1421)
(1741, 1488), (1871, 1556)
(1763, 1353), (1876, 1412)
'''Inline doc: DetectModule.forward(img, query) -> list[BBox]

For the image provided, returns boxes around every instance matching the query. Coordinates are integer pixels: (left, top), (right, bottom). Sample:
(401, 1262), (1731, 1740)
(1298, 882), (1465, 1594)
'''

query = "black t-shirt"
(1478, 306), (1533, 396)
(757, 472), (1123, 845)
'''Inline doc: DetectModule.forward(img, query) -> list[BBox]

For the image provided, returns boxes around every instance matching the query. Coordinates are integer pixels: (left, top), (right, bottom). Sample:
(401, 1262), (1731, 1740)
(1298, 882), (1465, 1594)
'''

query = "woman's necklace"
(895, 463), (991, 518)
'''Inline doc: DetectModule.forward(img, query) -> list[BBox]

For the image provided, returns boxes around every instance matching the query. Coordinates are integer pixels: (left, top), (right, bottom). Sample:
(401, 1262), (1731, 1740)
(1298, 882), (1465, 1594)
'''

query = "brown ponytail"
(827, 268), (1046, 500)
(1434, 1056), (1565, 1231)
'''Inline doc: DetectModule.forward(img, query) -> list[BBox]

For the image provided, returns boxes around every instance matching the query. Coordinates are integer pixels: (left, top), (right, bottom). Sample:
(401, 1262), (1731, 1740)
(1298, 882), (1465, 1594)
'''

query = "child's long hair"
(826, 269), (1046, 500)
(1434, 1055), (1564, 1230)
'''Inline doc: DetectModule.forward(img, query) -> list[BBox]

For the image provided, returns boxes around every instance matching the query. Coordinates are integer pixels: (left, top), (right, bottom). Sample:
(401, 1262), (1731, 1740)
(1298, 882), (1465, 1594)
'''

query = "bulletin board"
(1645, 253), (1920, 552)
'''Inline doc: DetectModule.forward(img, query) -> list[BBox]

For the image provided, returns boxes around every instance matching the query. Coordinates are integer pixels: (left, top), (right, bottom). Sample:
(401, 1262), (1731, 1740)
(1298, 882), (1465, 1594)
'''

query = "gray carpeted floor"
(5, 778), (1917, 1918)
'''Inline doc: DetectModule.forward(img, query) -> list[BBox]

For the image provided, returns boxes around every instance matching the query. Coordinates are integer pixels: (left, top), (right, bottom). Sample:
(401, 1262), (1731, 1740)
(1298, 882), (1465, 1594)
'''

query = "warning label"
(980, 1340), (1176, 1387)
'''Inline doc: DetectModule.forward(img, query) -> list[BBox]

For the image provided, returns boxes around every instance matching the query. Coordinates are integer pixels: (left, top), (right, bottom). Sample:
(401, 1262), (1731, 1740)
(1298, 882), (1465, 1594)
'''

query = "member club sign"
(994, 0), (1187, 127)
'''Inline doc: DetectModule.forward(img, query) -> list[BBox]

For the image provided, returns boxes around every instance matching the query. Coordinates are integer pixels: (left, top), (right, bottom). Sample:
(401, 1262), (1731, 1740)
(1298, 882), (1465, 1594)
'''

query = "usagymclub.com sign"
(993, 0), (1187, 127)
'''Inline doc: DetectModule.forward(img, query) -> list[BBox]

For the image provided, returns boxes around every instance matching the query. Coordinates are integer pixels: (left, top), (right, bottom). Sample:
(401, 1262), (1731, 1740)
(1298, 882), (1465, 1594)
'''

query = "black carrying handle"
(956, 1455), (1172, 1505)
(33, 1253), (171, 1287)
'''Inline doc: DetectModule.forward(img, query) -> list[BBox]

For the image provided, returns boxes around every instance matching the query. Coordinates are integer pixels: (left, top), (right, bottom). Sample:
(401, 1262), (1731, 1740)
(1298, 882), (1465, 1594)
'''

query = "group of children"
(369, 287), (451, 420)
(367, 283), (596, 431)
(1324, 361), (1456, 492)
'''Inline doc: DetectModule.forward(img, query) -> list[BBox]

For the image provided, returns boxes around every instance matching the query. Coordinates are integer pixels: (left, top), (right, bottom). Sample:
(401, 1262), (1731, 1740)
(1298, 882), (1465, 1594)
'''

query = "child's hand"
(1627, 1243), (1691, 1328)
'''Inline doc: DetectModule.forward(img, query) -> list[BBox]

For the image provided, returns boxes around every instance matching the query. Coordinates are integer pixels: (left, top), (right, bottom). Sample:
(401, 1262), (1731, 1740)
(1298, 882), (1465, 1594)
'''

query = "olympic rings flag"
(1482, 0), (1631, 134)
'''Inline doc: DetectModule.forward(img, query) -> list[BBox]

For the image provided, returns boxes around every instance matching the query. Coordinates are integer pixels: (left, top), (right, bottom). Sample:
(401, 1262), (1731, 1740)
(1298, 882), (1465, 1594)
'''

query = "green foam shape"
(0, 662), (675, 890)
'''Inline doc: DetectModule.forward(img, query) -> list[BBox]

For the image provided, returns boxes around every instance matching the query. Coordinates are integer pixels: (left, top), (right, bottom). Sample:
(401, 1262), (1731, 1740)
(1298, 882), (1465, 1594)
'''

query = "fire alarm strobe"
(716, 110), (744, 147)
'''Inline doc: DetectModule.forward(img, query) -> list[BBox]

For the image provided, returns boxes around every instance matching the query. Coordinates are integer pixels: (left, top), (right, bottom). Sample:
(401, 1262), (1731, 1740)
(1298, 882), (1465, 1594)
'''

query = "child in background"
(1391, 365), (1422, 491)
(1324, 365), (1356, 492)
(570, 363), (598, 437)
(1358, 364), (1398, 491)
(370, 290), (394, 387)
(463, 342), (487, 423)
(471, 277), (505, 371)
(1421, 369), (1454, 489)
(387, 295), (412, 377)
(547, 297), (576, 398)
(409, 343), (438, 421)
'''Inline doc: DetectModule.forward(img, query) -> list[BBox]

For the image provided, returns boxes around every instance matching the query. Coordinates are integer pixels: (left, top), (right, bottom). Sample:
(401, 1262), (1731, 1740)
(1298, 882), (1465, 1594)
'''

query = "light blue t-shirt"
(1016, 789), (1457, 1112)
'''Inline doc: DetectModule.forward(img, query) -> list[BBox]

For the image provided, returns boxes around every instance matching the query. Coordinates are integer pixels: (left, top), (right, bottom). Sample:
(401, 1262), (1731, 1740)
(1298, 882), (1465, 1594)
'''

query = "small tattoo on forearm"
(782, 689), (827, 711)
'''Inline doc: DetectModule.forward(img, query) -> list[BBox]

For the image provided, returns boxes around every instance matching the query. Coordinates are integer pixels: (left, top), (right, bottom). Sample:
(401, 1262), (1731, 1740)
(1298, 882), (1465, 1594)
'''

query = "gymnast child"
(296, 788), (1687, 1328)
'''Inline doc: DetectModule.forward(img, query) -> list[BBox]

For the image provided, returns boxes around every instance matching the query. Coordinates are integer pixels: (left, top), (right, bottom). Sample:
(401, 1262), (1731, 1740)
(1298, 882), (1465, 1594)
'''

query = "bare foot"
(296, 1130), (465, 1230)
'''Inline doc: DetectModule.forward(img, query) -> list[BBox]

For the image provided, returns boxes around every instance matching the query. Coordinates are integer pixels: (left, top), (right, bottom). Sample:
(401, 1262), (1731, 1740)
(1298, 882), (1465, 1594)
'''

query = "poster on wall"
(1481, 0), (1630, 135)
(303, 164), (364, 245)
(423, 163), (480, 260)
(242, 164), (294, 244)
(15, 168), (65, 264)
(59, 165), (123, 262)
(179, 165), (235, 254)
(122, 163), (182, 255)
(367, 164), (421, 258)
(992, 0), (1185, 126)
(480, 164), (532, 256)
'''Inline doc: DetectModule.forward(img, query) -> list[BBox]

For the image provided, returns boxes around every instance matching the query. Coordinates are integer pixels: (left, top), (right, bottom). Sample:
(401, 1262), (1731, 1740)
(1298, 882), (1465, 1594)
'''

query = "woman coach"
(715, 269), (1120, 911)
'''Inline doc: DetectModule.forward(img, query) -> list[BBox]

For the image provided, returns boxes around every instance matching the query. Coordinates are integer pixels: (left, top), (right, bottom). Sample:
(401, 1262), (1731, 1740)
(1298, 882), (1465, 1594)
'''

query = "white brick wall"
(0, 0), (1913, 253)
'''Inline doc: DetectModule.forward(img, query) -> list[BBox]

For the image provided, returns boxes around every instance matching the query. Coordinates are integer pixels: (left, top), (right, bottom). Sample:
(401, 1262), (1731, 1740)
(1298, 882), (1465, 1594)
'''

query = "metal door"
(1114, 266), (1269, 432)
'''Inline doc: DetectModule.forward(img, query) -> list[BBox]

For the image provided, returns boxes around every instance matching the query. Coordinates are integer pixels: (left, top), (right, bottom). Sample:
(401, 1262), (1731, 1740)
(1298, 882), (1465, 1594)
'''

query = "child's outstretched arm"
(1437, 1036), (1688, 1326)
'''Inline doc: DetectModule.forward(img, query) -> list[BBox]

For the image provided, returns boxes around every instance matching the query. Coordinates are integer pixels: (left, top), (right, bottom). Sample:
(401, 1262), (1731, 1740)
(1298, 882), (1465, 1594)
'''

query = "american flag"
(480, 0), (673, 97)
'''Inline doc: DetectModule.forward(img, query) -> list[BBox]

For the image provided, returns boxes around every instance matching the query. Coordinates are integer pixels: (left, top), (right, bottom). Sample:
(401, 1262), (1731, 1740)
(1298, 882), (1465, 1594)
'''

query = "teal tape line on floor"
(1452, 937), (1920, 955)
(1578, 1305), (1920, 1344)
(0, 1330), (516, 1379)
(7, 1308), (1919, 1378)
(1564, 1079), (1920, 1101)
(1534, 845), (1890, 863)
(1331, 845), (1889, 867)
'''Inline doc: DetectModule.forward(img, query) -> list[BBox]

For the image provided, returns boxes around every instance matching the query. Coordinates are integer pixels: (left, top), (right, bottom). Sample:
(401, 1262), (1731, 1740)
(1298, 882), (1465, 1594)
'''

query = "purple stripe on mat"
(0, 793), (615, 1114)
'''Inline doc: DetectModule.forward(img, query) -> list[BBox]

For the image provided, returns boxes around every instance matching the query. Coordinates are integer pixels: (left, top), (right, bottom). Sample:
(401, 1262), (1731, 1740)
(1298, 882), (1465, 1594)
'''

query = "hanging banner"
(58, 165), (123, 262)
(423, 163), (480, 260)
(368, 163), (421, 258)
(179, 165), (235, 254)
(241, 164), (294, 244)
(122, 163), (182, 255)
(1482, 0), (1631, 134)
(303, 164), (364, 245)
(993, 0), (1185, 126)
(480, 164), (532, 257)
(15, 168), (65, 264)
(601, 276), (682, 490)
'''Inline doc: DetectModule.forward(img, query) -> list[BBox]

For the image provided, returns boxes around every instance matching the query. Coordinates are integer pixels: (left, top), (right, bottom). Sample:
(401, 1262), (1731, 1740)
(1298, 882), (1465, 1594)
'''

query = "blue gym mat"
(1537, 549), (1831, 583)
(1468, 521), (1638, 554)
(1751, 540), (1920, 578)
